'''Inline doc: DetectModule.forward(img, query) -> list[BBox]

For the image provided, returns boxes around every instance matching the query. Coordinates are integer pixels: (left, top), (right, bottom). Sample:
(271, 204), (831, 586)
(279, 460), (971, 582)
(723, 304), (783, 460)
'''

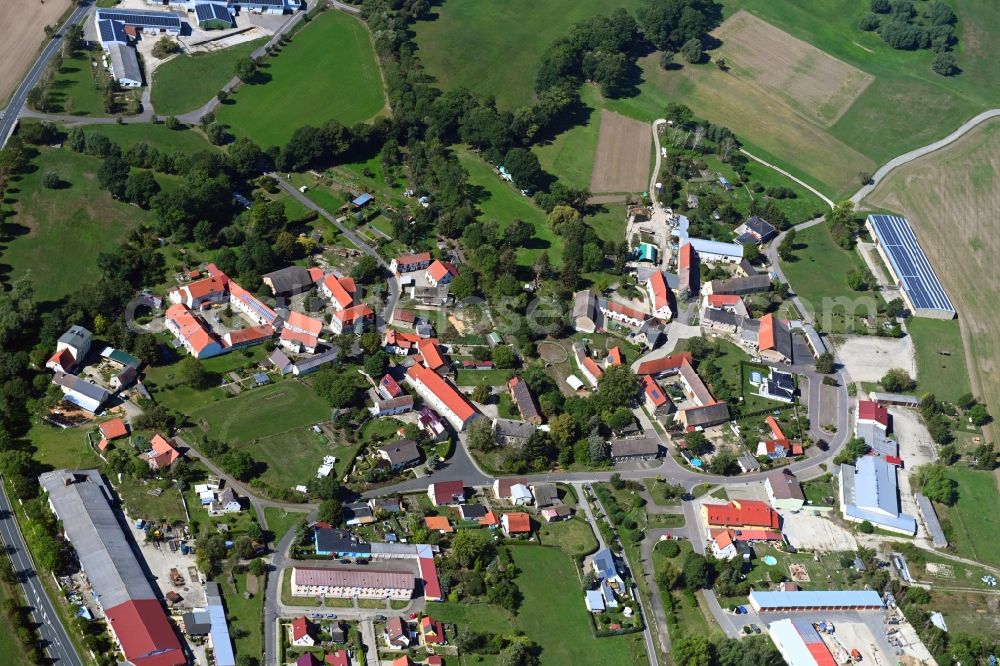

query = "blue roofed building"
(195, 2), (233, 28)
(206, 582), (236, 666)
(585, 589), (606, 612)
(749, 589), (884, 612)
(866, 214), (955, 319)
(839, 456), (917, 535)
(352, 193), (374, 208)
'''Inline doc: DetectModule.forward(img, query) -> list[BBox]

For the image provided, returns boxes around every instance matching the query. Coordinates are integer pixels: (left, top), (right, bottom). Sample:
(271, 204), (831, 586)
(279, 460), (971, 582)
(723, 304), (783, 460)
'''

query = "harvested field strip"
(590, 110), (651, 194)
(713, 10), (873, 128)
(636, 54), (873, 198)
(0, 0), (72, 105)
(864, 118), (1000, 415)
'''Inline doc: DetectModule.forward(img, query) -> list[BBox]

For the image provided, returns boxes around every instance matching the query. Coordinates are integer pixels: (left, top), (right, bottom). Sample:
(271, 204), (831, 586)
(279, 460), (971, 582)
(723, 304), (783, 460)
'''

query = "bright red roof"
(380, 374), (403, 398)
(48, 348), (76, 371)
(285, 311), (323, 336)
(428, 479), (465, 504)
(291, 616), (311, 641)
(307, 267), (324, 283)
(642, 375), (668, 408)
(503, 512), (531, 533)
(759, 313), (777, 351)
(480, 511), (499, 526)
(334, 304), (374, 324)
(322, 274), (354, 309)
(407, 364), (477, 423)
(679, 242), (694, 268)
(226, 324), (274, 346)
(181, 275), (226, 301)
(858, 400), (889, 427)
(582, 356), (604, 380)
(418, 339), (445, 370)
(99, 418), (129, 441)
(424, 516), (453, 533)
(607, 347), (623, 366)
(104, 599), (184, 666)
(419, 555), (441, 600)
(420, 616), (446, 644)
(704, 500), (779, 529)
(707, 294), (741, 308)
(280, 327), (318, 349)
(325, 650), (350, 666)
(166, 303), (219, 354)
(427, 259), (458, 282)
(636, 352), (693, 375)
(765, 415), (785, 440)
(394, 252), (431, 267)
(649, 270), (670, 310)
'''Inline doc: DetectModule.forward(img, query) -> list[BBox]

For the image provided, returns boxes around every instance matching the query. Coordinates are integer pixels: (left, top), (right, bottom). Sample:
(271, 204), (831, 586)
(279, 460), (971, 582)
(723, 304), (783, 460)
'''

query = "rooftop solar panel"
(96, 8), (182, 29)
(867, 214), (954, 314)
(233, 0), (287, 6)
(195, 3), (231, 21)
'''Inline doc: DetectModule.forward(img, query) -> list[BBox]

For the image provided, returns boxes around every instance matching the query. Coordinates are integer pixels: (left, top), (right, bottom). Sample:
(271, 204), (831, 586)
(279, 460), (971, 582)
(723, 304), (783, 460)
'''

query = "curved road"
(739, 149), (835, 209)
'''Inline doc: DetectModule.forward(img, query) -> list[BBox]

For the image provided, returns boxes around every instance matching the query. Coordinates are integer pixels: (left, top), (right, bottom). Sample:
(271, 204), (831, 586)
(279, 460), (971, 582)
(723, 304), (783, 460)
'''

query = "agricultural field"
(187, 380), (330, 444)
(414, 0), (1000, 199)
(218, 11), (385, 147)
(778, 223), (883, 333)
(429, 546), (645, 665)
(0, 146), (150, 301)
(713, 11), (873, 128)
(865, 118), (999, 414)
(589, 110), (652, 195)
(0, 0), (71, 105)
(455, 147), (560, 266)
(151, 38), (267, 116)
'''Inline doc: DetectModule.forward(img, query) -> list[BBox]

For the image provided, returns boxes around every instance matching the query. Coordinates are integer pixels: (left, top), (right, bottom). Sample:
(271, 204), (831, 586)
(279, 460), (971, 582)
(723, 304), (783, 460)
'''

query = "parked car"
(750, 624), (761, 634)
(326, 614), (337, 619)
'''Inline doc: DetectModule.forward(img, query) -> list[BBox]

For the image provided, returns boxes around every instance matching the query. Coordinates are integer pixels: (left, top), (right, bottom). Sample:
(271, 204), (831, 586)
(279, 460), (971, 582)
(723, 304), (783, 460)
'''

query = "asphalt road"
(0, 1), (91, 147)
(0, 479), (83, 665)
(271, 175), (401, 328)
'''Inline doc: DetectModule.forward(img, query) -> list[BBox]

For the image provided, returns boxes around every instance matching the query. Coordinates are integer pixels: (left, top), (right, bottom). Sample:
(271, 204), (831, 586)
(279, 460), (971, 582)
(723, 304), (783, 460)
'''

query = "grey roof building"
(573, 290), (599, 333)
(530, 482), (560, 508)
(493, 418), (536, 444)
(610, 436), (661, 461)
(109, 43), (143, 86)
(262, 266), (315, 295)
(39, 470), (155, 610)
(710, 274), (772, 296)
(293, 347), (340, 376)
(377, 439), (422, 470)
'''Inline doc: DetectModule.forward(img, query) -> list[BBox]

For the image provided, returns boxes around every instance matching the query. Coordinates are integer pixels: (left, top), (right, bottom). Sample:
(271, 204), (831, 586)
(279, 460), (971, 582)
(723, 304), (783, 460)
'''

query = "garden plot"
(590, 110), (651, 194)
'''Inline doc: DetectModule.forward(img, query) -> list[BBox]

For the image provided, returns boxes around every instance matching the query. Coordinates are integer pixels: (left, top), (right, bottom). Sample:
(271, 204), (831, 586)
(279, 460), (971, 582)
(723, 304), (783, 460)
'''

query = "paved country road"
(0, 478), (83, 666)
(0, 1), (92, 147)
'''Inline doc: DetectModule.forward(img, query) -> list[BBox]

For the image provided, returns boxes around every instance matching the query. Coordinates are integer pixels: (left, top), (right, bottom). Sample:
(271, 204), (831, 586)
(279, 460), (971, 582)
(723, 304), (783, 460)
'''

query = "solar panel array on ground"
(96, 8), (183, 29)
(867, 214), (954, 314)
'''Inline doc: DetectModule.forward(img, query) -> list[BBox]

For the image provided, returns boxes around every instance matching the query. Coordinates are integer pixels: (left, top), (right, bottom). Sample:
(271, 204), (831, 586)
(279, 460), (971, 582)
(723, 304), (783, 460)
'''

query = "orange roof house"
(501, 512), (531, 535)
(424, 516), (453, 534)
(331, 304), (374, 334)
(165, 304), (223, 359)
(765, 415), (785, 441)
(606, 347), (623, 366)
(425, 260), (459, 286)
(636, 352), (693, 376)
(419, 616), (446, 645)
(224, 324), (275, 348)
(285, 311), (324, 337)
(405, 364), (479, 431)
(145, 434), (181, 470)
(702, 500), (779, 530)
(321, 274), (355, 310)
(417, 339), (445, 371)
(480, 511), (499, 527)
(100, 418), (129, 441)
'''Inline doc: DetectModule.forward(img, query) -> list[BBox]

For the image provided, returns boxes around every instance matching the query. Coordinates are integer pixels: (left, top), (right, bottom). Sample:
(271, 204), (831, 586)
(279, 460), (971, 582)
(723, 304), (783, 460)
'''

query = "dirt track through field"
(590, 110), (651, 194)
(0, 0), (71, 106)
(864, 118), (1000, 417)
(714, 10), (873, 128)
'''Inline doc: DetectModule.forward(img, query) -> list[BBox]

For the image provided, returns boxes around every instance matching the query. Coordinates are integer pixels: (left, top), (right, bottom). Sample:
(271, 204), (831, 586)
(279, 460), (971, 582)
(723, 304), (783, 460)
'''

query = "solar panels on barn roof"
(96, 8), (183, 29)
(98, 19), (127, 44)
(867, 214), (955, 316)
(233, 0), (288, 6)
(195, 3), (232, 21)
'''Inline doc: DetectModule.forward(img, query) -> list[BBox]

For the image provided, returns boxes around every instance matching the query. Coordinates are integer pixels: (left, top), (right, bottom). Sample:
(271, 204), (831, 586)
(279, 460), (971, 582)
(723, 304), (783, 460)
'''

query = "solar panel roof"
(97, 19), (127, 44)
(96, 8), (182, 29)
(233, 0), (287, 6)
(867, 214), (954, 313)
(196, 3), (232, 21)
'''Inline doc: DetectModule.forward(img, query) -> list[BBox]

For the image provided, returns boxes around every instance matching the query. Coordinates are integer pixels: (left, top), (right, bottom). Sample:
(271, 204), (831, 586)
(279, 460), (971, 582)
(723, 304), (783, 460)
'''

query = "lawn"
(151, 38), (267, 116)
(117, 479), (187, 526)
(188, 379), (330, 443)
(143, 345), (268, 414)
(231, 426), (342, 495)
(0, 580), (32, 665)
(25, 420), (102, 472)
(533, 86), (604, 190)
(83, 122), (217, 154)
(47, 47), (109, 117)
(779, 223), (883, 333)
(455, 147), (560, 266)
(935, 466), (1000, 568)
(1, 146), (151, 301)
(221, 572), (265, 660)
(218, 11), (385, 147)
(413, 0), (644, 110)
(429, 546), (643, 665)
(264, 506), (307, 544)
(536, 516), (599, 556)
(907, 318), (970, 405)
